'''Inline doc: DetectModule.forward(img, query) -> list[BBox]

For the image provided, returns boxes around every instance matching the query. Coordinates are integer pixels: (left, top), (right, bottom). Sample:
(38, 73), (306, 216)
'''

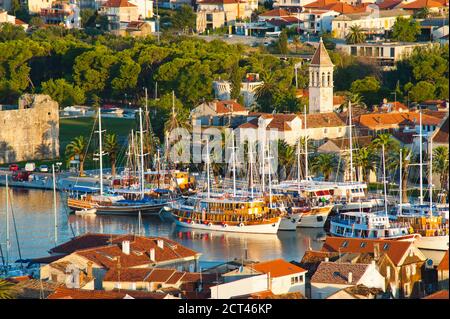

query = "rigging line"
(7, 188), (23, 266)
(74, 113), (98, 186)
(0, 242), (5, 268)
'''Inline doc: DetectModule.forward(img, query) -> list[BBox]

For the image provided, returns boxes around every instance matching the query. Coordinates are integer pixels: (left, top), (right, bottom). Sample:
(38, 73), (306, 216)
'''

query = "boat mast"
(348, 101), (354, 183)
(206, 138), (211, 199)
(157, 149), (161, 189)
(304, 106), (309, 180)
(139, 108), (145, 199)
(52, 164), (58, 246)
(297, 138), (301, 196)
(399, 149), (402, 215)
(249, 142), (254, 199)
(5, 173), (10, 266)
(261, 139), (265, 192)
(382, 144), (388, 216)
(231, 131), (237, 197)
(267, 141), (273, 208)
(98, 109), (104, 195)
(429, 137), (433, 212)
(419, 111), (424, 205)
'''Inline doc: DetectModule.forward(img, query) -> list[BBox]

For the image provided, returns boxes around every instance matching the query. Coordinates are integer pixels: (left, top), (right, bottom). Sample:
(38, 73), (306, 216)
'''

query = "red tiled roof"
(49, 233), (124, 254)
(377, 0), (403, 9)
(238, 117), (259, 129)
(15, 18), (27, 25)
(377, 101), (409, 113)
(432, 115), (449, 144)
(304, 0), (339, 8)
(199, 0), (245, 4)
(423, 290), (449, 299)
(357, 112), (442, 130)
(303, 112), (346, 128)
(311, 262), (369, 284)
(74, 236), (199, 269)
(400, 0), (446, 9)
(321, 237), (421, 266)
(103, 0), (136, 7)
(333, 95), (346, 106)
(437, 250), (449, 271)
(259, 8), (291, 17)
(215, 100), (247, 114)
(48, 287), (168, 299)
(251, 259), (307, 278)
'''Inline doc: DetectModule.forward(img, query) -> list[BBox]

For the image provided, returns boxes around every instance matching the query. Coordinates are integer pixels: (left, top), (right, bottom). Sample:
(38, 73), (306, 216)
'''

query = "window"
(338, 23), (340, 28)
(386, 266), (391, 279)
(324, 128), (328, 134)
(411, 264), (416, 276)
(406, 265), (411, 278)
(383, 243), (389, 250)
(51, 274), (58, 282)
(341, 241), (348, 248)
(299, 275), (304, 283)
(360, 242), (366, 248)
(390, 48), (395, 58)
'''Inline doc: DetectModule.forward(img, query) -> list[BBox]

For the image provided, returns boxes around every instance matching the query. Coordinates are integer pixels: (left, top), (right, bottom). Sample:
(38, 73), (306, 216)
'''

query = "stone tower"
(309, 38), (334, 114)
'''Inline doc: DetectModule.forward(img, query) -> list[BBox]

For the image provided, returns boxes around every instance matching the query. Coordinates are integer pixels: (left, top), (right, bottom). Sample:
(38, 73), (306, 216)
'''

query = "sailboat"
(168, 135), (282, 234)
(390, 111), (449, 251)
(329, 130), (417, 241)
(67, 108), (174, 215)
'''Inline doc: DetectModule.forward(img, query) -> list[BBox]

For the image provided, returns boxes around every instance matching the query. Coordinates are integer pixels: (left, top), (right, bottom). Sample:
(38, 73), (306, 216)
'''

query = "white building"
(128, 0), (153, 19)
(309, 38), (334, 114)
(212, 73), (264, 107)
(311, 261), (386, 299)
(273, 0), (317, 8)
(299, 9), (340, 34)
(210, 259), (307, 299)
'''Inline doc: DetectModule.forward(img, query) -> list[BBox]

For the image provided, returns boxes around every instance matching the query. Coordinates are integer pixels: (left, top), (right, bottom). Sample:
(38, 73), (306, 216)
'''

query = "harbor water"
(0, 187), (325, 267)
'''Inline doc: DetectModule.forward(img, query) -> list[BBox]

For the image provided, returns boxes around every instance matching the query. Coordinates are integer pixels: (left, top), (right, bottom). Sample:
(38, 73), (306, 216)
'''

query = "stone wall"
(0, 94), (59, 164)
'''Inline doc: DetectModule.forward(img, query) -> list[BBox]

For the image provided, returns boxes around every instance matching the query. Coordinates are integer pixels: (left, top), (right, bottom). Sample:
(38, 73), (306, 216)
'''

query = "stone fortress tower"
(309, 38), (334, 114)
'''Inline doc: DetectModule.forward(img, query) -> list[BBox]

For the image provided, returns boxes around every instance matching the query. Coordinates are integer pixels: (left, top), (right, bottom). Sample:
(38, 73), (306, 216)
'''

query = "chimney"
(348, 272), (353, 284)
(149, 248), (155, 261)
(87, 261), (93, 278)
(324, 257), (329, 262)
(122, 240), (130, 255)
(157, 239), (164, 249)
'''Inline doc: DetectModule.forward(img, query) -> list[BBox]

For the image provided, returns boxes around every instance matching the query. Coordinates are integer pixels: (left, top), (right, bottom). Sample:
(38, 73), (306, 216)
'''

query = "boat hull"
(68, 198), (166, 215)
(298, 206), (333, 228)
(279, 213), (302, 231)
(173, 217), (281, 234)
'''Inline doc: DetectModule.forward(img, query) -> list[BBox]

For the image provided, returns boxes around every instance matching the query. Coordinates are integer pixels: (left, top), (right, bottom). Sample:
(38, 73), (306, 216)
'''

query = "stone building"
(0, 94), (59, 164)
(308, 38), (334, 114)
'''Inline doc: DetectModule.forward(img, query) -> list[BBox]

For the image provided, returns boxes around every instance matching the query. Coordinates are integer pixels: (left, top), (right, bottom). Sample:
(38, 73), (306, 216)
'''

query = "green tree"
(278, 30), (288, 55)
(80, 9), (97, 28)
(103, 133), (119, 177)
(391, 17), (421, 42)
(387, 147), (413, 203)
(311, 153), (338, 181)
(171, 5), (196, 32)
(41, 78), (86, 107)
(230, 61), (242, 100)
(277, 140), (295, 178)
(0, 23), (27, 42)
(354, 147), (377, 183)
(0, 280), (15, 299)
(409, 81), (436, 103)
(433, 146), (449, 192)
(29, 16), (44, 28)
(346, 25), (366, 44)
(350, 76), (381, 107)
(65, 135), (89, 176)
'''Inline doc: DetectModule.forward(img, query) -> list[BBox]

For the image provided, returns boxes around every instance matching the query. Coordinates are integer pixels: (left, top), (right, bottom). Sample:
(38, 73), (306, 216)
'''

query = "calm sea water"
(0, 187), (325, 266)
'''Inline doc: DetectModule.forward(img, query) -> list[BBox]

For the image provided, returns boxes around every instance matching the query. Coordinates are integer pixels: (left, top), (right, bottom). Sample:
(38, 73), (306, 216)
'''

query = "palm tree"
(254, 71), (280, 112)
(311, 153), (338, 181)
(371, 133), (399, 187)
(65, 135), (89, 176)
(277, 140), (295, 179)
(433, 146), (449, 192)
(354, 147), (377, 183)
(293, 35), (300, 54)
(104, 133), (119, 177)
(0, 279), (15, 299)
(346, 25), (366, 44)
(387, 147), (413, 203)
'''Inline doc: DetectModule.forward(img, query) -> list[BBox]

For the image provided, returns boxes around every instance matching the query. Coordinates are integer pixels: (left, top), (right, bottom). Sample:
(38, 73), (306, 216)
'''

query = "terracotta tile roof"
(103, 268), (150, 282)
(103, 0), (137, 7)
(49, 233), (123, 254)
(298, 250), (340, 275)
(145, 269), (177, 282)
(432, 116), (449, 144)
(311, 262), (369, 285)
(438, 250), (449, 271)
(9, 278), (64, 299)
(339, 284), (384, 298)
(310, 38), (334, 66)
(251, 259), (307, 278)
(323, 2), (359, 13)
(247, 290), (306, 299)
(400, 0), (446, 8)
(215, 100), (247, 114)
(127, 21), (146, 30)
(238, 117), (259, 129)
(15, 18), (27, 25)
(304, 0), (339, 8)
(377, 0), (403, 9)
(166, 271), (186, 284)
(199, 0), (244, 4)
(303, 112), (346, 128)
(423, 290), (449, 299)
(48, 287), (168, 299)
(357, 112), (442, 130)
(74, 236), (199, 269)
(333, 95), (346, 106)
(321, 237), (422, 266)
(327, 135), (373, 149)
(377, 101), (409, 113)
(259, 8), (291, 17)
